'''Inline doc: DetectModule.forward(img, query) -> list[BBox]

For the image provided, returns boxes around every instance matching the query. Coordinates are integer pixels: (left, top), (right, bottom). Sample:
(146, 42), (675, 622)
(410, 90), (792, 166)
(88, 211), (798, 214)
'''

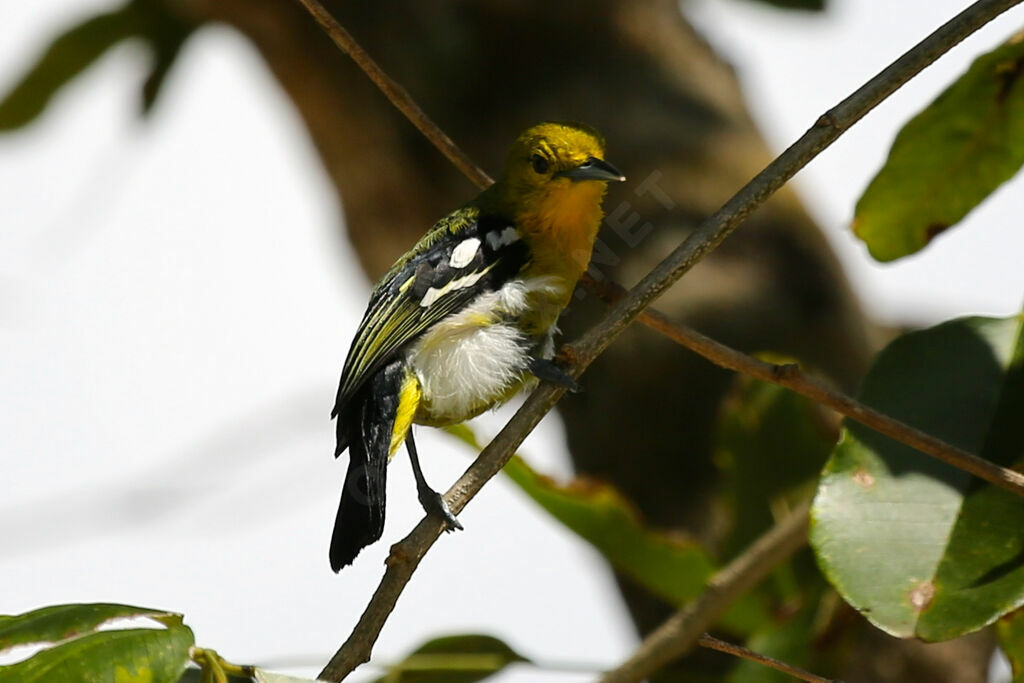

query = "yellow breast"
(519, 180), (606, 282)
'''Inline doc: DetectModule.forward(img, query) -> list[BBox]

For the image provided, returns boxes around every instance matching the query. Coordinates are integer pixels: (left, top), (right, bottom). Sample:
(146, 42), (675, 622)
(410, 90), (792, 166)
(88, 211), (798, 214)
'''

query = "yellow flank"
(389, 370), (422, 459)
(465, 311), (493, 326)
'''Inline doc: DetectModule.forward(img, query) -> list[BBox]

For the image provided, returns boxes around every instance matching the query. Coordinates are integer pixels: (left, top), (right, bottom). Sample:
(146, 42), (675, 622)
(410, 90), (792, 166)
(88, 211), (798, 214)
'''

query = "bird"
(329, 121), (625, 571)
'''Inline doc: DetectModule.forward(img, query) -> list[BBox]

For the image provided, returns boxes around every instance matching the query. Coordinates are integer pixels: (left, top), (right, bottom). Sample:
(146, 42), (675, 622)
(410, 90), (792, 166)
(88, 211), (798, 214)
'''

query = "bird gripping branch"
(330, 122), (625, 571)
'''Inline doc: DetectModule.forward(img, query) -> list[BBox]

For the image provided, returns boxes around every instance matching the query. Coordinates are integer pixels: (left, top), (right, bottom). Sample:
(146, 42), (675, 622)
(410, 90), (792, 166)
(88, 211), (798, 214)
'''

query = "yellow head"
(500, 121), (623, 193)
(491, 122), (625, 279)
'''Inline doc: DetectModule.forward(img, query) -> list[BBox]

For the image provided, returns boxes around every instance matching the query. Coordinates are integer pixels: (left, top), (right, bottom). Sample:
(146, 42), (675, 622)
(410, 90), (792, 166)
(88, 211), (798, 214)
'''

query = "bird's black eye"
(531, 154), (550, 174)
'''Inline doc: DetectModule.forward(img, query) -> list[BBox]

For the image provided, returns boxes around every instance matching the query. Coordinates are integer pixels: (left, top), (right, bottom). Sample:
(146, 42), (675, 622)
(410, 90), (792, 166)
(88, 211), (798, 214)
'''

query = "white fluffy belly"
(407, 277), (563, 424)
(410, 319), (532, 423)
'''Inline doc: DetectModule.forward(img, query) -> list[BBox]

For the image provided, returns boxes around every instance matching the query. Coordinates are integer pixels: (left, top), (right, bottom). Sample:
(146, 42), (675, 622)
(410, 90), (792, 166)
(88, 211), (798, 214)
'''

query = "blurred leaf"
(999, 608), (1024, 682)
(714, 367), (837, 555)
(0, 0), (199, 129)
(190, 646), (267, 683)
(178, 668), (253, 683)
(371, 634), (527, 683)
(135, 0), (197, 113)
(0, 603), (193, 682)
(140, 28), (190, 114)
(812, 315), (1024, 640)
(713, 373), (847, 681)
(0, 8), (140, 130)
(0, 603), (178, 651)
(444, 425), (769, 634)
(741, 0), (825, 10)
(853, 32), (1024, 261)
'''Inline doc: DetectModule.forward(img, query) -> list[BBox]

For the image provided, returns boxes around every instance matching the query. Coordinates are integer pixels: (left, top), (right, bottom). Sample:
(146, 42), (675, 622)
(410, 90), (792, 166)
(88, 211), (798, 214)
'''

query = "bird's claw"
(528, 357), (582, 393)
(418, 486), (463, 532)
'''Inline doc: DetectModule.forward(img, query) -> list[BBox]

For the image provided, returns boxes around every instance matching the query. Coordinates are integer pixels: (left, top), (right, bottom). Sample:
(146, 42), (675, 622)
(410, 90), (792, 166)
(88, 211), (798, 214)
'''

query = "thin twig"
(582, 274), (1024, 497)
(292, 0), (493, 190)
(599, 504), (811, 683)
(308, 0), (1024, 679)
(696, 633), (838, 683)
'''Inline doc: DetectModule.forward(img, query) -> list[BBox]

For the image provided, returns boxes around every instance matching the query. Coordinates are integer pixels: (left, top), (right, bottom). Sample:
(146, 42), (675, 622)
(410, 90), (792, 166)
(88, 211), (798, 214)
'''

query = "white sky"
(690, 0), (1024, 325)
(1, 1), (1022, 681)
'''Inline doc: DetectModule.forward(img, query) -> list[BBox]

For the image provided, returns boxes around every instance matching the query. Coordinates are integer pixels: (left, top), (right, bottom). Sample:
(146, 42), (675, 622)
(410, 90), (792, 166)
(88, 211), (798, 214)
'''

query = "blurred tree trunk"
(170, 0), (992, 678)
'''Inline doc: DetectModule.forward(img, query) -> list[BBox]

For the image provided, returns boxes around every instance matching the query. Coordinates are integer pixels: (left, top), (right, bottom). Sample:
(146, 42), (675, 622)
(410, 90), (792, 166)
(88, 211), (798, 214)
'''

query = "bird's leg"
(406, 429), (463, 532)
(528, 357), (582, 393)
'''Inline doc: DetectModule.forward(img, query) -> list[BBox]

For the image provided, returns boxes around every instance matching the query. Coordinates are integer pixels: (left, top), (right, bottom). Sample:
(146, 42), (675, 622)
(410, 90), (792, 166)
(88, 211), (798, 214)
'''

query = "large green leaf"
(371, 634), (527, 683)
(0, 9), (140, 130)
(853, 33), (1024, 261)
(811, 315), (1024, 640)
(444, 425), (769, 634)
(0, 603), (194, 682)
(998, 608), (1024, 683)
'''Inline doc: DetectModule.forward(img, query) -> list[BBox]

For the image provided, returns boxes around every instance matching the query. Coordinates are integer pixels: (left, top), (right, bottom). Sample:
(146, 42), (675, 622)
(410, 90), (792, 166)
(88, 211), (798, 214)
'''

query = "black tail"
(329, 359), (405, 571)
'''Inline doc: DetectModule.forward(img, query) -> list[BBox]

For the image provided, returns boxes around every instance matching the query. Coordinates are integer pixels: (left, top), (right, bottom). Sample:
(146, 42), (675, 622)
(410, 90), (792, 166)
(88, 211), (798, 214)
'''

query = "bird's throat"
(520, 181), (606, 280)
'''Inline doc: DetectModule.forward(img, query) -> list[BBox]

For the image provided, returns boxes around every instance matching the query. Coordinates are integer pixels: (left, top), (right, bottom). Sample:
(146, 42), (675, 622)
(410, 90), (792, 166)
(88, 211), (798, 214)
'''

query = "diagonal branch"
(309, 0), (1024, 679)
(696, 633), (838, 683)
(582, 274), (1024, 497)
(600, 504), (810, 683)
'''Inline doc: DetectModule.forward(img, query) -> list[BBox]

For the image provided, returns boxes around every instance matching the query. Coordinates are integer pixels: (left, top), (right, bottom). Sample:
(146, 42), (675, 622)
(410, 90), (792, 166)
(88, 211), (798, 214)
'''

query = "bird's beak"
(556, 156), (626, 183)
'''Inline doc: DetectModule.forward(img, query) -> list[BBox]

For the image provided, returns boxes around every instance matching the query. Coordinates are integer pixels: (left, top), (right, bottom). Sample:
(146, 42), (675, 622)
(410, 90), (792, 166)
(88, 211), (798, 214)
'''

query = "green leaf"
(853, 32), (1024, 261)
(714, 369), (837, 556)
(444, 425), (769, 634)
(177, 668), (253, 683)
(0, 603), (180, 651)
(371, 634), (527, 683)
(999, 608), (1024, 682)
(0, 603), (193, 683)
(811, 315), (1024, 640)
(0, 8), (141, 130)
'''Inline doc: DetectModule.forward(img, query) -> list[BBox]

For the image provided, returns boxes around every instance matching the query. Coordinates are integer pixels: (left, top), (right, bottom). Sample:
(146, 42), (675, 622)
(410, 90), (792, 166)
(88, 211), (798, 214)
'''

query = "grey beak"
(556, 156), (626, 183)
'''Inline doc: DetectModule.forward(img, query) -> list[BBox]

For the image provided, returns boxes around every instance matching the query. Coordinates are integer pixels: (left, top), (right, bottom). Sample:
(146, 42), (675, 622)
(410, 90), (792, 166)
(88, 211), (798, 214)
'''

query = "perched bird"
(330, 122), (625, 571)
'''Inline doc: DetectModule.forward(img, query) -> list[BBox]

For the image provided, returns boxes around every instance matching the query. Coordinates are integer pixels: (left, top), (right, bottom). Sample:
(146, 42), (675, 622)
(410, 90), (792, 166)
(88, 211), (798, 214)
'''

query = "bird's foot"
(418, 485), (463, 532)
(528, 357), (582, 393)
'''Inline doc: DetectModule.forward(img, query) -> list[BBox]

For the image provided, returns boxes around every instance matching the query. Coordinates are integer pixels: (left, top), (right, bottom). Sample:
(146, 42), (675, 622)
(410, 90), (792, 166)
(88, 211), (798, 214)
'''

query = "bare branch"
(306, 0), (1024, 679)
(599, 505), (811, 683)
(696, 633), (838, 683)
(582, 274), (1024, 497)
(292, 0), (492, 190)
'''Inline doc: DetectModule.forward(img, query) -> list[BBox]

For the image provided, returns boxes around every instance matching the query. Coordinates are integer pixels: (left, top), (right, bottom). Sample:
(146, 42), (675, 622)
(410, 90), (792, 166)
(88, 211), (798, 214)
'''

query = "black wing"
(332, 208), (529, 447)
